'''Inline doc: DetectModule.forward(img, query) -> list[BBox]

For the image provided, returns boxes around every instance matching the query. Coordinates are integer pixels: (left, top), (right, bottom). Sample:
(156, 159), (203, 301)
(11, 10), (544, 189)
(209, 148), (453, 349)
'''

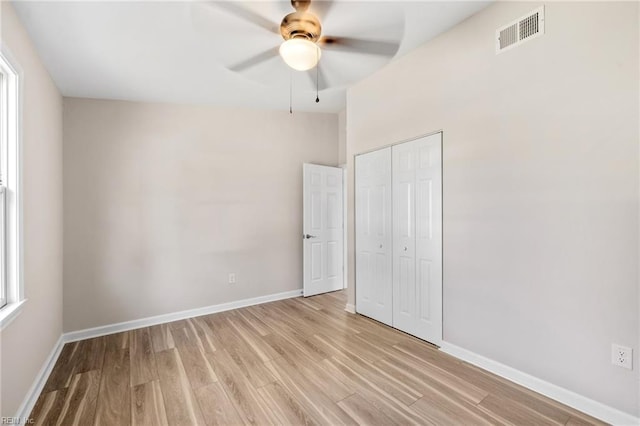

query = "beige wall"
(346, 1), (638, 417)
(338, 109), (347, 165)
(0, 2), (64, 417)
(63, 99), (339, 332)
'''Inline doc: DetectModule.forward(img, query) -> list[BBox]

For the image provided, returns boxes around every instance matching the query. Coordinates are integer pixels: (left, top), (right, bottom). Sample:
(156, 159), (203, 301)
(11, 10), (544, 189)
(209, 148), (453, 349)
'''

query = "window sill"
(0, 299), (26, 331)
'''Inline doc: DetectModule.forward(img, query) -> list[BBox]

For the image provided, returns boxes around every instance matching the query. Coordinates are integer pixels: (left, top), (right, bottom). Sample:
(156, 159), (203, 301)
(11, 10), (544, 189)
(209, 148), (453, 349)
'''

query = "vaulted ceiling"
(13, 1), (491, 112)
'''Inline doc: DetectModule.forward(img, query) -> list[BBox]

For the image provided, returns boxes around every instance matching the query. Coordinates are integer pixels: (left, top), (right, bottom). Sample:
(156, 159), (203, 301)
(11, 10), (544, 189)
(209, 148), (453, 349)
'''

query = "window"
(0, 48), (22, 327)
(0, 159), (5, 308)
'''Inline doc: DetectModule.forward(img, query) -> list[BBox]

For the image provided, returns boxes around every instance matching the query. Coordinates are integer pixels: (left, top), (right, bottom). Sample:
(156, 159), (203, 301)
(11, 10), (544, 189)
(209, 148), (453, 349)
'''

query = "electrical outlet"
(612, 344), (633, 370)
(228, 273), (236, 284)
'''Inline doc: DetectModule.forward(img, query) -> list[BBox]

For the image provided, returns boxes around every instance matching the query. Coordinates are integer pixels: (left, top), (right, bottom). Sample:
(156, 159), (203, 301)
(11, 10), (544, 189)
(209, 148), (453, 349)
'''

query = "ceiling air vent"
(496, 6), (545, 54)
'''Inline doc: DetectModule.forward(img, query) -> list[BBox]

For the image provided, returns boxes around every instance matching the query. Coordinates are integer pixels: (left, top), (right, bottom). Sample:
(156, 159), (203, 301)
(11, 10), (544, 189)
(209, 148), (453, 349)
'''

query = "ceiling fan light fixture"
(279, 38), (321, 71)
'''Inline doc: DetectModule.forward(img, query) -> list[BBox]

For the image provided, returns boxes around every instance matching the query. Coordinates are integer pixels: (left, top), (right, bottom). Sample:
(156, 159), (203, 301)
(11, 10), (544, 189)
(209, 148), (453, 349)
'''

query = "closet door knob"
(379, 244), (383, 248)
(404, 247), (407, 251)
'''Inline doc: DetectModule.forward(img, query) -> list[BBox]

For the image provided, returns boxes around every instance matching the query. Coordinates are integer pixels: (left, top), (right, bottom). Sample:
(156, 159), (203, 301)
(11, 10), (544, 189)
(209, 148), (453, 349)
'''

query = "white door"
(303, 164), (344, 297)
(355, 148), (393, 326)
(392, 133), (442, 345)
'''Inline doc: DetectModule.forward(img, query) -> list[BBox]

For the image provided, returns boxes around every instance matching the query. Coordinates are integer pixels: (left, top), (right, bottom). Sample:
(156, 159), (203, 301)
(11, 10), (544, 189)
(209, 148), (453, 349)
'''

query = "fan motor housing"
(280, 11), (322, 42)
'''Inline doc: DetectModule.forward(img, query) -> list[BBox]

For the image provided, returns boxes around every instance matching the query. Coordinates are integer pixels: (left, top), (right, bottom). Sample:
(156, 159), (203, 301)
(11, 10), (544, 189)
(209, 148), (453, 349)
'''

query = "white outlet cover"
(612, 344), (633, 370)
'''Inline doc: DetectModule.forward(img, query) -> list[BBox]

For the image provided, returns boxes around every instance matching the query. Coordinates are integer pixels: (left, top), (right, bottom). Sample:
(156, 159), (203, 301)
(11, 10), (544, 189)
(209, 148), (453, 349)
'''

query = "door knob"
(304, 234), (318, 239)
(379, 244), (383, 248)
(404, 247), (408, 251)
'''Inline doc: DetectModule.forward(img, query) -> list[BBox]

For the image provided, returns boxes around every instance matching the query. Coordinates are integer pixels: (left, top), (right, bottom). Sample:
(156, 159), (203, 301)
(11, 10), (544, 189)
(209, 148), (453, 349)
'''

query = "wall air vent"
(496, 6), (545, 54)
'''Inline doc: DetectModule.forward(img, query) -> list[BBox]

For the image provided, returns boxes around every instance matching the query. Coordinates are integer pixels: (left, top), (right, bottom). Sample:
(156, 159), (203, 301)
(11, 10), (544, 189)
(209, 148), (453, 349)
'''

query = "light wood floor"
(31, 290), (604, 425)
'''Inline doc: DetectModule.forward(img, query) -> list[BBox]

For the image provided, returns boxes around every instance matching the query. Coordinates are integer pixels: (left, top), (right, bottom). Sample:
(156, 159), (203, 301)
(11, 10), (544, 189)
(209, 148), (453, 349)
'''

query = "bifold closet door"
(355, 147), (393, 326)
(392, 133), (442, 345)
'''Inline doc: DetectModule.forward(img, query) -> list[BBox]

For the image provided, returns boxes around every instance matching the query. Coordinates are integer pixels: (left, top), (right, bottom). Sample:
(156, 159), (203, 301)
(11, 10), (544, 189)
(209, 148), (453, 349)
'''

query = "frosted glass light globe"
(279, 39), (321, 71)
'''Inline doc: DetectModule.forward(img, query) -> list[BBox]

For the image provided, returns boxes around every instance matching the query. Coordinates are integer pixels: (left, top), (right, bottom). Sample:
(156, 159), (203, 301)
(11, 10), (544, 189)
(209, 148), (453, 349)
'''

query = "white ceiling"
(13, 1), (491, 113)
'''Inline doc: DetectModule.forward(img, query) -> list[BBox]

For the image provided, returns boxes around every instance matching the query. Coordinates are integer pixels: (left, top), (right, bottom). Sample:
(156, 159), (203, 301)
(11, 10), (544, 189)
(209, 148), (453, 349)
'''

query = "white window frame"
(0, 45), (24, 330)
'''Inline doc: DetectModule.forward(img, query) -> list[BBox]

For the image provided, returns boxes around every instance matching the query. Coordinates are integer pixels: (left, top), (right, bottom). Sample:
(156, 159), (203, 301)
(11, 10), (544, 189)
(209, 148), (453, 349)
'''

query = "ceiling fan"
(206, 0), (402, 92)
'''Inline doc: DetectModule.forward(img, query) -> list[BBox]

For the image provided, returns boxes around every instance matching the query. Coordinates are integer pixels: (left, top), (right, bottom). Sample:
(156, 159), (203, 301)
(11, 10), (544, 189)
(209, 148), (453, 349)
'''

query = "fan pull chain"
(315, 49), (320, 103)
(289, 70), (293, 114)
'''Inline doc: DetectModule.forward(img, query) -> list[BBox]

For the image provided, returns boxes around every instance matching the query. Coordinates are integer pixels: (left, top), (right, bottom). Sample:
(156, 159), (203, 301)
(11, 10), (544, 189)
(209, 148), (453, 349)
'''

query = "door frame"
(353, 129), (444, 343)
(341, 165), (348, 290)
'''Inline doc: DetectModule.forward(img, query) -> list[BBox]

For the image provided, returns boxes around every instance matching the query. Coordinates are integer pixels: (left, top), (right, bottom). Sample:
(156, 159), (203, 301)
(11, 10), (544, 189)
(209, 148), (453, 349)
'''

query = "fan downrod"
(291, 0), (311, 12)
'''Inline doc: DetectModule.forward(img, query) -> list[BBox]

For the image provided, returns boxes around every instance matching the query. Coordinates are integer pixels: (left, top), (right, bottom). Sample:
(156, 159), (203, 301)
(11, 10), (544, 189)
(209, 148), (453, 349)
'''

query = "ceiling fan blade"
(209, 2), (279, 34)
(229, 47), (280, 72)
(319, 36), (400, 57)
(309, 0), (335, 20)
(307, 63), (329, 91)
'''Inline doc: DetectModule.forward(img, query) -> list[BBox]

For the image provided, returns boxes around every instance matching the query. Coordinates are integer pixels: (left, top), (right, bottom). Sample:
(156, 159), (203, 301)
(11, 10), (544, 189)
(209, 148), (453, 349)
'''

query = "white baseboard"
(15, 334), (64, 421)
(344, 303), (355, 314)
(63, 289), (303, 343)
(440, 342), (639, 426)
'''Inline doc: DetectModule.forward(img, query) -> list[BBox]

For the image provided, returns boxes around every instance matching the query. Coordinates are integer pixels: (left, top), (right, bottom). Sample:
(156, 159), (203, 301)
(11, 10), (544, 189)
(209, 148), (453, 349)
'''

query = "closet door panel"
(392, 133), (442, 345)
(355, 147), (393, 326)
(414, 134), (442, 344)
(392, 142), (417, 332)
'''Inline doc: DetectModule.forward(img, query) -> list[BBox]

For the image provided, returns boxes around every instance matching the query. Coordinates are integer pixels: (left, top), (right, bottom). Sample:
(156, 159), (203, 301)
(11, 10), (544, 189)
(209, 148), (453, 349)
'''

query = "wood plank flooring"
(30, 290), (606, 425)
